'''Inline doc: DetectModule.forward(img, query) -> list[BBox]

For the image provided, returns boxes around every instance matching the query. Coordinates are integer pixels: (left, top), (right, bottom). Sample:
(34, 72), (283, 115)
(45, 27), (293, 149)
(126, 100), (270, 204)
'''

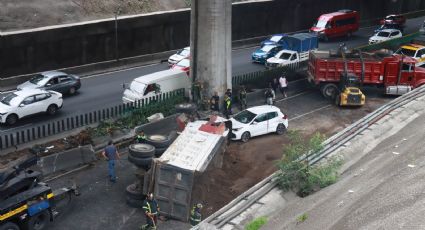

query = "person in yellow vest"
(141, 193), (159, 230)
(190, 203), (203, 226)
(135, 130), (147, 143)
(223, 94), (232, 119)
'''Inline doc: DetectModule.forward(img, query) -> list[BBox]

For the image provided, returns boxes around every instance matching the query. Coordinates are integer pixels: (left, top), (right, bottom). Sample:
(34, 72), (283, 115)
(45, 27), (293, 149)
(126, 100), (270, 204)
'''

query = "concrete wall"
(1, 0), (424, 78)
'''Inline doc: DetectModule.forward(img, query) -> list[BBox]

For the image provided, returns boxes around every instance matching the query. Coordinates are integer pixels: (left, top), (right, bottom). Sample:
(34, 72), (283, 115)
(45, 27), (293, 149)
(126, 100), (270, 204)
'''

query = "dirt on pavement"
(192, 97), (390, 217)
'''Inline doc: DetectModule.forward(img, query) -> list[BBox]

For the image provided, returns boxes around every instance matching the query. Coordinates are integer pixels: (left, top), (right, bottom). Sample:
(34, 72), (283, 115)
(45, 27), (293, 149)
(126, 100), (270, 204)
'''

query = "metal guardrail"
(0, 89), (185, 150)
(196, 85), (425, 229)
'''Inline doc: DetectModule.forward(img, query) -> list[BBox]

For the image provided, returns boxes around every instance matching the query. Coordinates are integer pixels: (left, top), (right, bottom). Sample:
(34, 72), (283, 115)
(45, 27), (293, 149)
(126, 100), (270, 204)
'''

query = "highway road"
(1, 16), (424, 132)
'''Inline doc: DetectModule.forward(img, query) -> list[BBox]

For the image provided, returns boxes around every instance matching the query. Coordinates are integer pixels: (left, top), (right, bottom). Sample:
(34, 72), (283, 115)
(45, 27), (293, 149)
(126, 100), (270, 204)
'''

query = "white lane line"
(289, 104), (332, 121)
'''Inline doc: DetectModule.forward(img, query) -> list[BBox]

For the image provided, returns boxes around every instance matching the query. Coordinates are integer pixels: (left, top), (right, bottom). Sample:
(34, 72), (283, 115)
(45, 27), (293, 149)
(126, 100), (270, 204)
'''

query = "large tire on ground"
(128, 155), (153, 168)
(126, 183), (145, 200)
(27, 210), (50, 230)
(0, 222), (19, 230)
(145, 135), (172, 148)
(175, 103), (197, 114)
(321, 83), (338, 100)
(5, 114), (18, 126)
(126, 196), (144, 208)
(46, 104), (58, 116)
(241, 132), (251, 143)
(276, 124), (287, 135)
(128, 144), (155, 158)
(154, 147), (167, 158)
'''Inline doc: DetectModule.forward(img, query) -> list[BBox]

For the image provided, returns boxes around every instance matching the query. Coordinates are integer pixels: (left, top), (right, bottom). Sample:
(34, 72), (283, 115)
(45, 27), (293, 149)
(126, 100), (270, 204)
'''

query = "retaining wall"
(1, 0), (424, 78)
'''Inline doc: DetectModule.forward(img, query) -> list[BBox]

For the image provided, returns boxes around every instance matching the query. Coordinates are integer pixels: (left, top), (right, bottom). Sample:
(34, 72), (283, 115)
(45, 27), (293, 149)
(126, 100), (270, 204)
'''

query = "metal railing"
(0, 89), (185, 150)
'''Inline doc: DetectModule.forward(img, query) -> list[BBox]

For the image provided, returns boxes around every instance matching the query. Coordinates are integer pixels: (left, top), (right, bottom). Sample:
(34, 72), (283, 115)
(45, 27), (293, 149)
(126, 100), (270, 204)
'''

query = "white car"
(0, 89), (63, 125)
(230, 105), (288, 142)
(369, 29), (402, 44)
(168, 47), (190, 66)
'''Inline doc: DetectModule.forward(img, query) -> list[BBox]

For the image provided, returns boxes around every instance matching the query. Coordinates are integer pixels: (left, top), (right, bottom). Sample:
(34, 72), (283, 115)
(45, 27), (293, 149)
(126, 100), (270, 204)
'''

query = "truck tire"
(128, 144), (155, 158)
(145, 134), (172, 148)
(175, 103), (197, 114)
(126, 184), (145, 200)
(321, 83), (338, 99)
(0, 222), (19, 230)
(154, 147), (167, 158)
(128, 155), (152, 168)
(27, 210), (50, 230)
(126, 196), (144, 209)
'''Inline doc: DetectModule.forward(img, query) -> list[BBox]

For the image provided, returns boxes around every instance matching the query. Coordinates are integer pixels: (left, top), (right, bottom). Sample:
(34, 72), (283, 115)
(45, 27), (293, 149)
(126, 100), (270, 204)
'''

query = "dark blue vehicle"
(374, 23), (404, 34)
(260, 34), (287, 47)
(252, 45), (283, 64)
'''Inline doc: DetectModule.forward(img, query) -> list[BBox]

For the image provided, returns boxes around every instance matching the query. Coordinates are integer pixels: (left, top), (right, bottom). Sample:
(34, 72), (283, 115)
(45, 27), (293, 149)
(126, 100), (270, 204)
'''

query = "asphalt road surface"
(1, 16), (424, 132)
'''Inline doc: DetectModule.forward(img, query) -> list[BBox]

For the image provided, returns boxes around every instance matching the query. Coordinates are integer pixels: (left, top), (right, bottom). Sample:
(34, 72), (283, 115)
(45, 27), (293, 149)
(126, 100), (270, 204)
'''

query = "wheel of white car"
(241, 132), (250, 143)
(5, 114), (18, 126)
(47, 104), (58, 116)
(276, 124), (286, 135)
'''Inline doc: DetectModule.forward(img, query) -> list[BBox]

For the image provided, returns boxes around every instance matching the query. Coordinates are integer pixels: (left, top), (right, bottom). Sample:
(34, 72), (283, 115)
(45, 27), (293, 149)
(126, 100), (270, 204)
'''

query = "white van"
(122, 69), (191, 104)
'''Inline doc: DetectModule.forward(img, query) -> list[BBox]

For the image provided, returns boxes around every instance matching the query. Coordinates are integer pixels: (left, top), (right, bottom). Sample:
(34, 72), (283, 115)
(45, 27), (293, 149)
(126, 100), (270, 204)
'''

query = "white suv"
(0, 89), (63, 125)
(230, 105), (288, 142)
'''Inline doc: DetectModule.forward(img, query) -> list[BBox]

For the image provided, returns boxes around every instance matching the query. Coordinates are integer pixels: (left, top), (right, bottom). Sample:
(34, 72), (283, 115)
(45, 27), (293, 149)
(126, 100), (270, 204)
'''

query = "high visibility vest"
(143, 200), (158, 215)
(225, 98), (231, 109)
(189, 207), (202, 226)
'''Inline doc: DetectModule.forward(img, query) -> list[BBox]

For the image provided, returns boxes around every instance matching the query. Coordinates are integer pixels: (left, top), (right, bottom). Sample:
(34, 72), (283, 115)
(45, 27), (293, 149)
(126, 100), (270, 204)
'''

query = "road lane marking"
(289, 104), (332, 121)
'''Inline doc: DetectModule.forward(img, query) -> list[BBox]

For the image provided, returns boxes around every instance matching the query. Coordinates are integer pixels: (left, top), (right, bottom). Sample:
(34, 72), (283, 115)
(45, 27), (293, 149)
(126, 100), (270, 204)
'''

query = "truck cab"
(266, 50), (306, 68)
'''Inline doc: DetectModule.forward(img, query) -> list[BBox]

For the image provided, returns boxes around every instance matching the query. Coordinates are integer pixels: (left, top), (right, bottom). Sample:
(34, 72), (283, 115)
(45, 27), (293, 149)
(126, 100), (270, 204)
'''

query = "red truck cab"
(310, 9), (359, 41)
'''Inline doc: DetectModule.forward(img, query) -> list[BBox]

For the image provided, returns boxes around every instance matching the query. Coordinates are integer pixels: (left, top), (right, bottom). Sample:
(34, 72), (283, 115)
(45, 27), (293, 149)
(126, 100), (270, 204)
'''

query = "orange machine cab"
(310, 9), (359, 40)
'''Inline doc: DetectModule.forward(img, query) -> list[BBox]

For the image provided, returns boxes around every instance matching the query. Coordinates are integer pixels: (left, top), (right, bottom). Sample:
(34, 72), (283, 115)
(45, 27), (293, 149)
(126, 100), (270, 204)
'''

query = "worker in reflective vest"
(189, 203), (203, 226)
(223, 95), (232, 119)
(142, 193), (159, 229)
(136, 130), (147, 143)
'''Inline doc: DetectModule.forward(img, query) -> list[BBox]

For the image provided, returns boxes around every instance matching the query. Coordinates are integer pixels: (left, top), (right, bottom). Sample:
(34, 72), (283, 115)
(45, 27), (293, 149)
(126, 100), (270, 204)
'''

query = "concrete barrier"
(37, 145), (96, 176)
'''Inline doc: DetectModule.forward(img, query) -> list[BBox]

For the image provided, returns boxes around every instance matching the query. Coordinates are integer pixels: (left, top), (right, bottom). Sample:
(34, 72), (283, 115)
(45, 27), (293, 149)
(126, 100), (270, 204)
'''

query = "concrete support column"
(190, 0), (232, 108)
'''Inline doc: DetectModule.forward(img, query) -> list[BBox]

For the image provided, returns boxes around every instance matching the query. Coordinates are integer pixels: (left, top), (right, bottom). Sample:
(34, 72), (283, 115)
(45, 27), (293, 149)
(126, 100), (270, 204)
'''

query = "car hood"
(0, 103), (12, 114)
(169, 54), (185, 62)
(229, 118), (246, 130)
(261, 40), (276, 46)
(252, 50), (268, 56)
(267, 57), (286, 64)
(17, 82), (40, 90)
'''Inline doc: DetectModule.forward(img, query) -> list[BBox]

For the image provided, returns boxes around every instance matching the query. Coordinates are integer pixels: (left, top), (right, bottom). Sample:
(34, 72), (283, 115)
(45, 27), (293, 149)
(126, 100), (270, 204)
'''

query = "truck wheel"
(126, 183), (145, 200)
(128, 154), (152, 168)
(145, 134), (172, 148)
(0, 222), (19, 230)
(128, 144), (155, 158)
(27, 210), (50, 230)
(154, 147), (167, 158)
(321, 84), (338, 99)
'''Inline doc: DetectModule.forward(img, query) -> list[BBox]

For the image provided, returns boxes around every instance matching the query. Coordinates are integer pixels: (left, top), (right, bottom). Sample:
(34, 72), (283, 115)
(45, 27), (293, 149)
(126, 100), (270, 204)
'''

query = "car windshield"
(129, 81), (146, 94)
(377, 31), (390, 37)
(278, 52), (292, 60)
(178, 49), (190, 56)
(177, 59), (190, 67)
(29, 74), (48, 86)
(314, 19), (328, 28)
(396, 48), (417, 57)
(1, 93), (19, 106)
(233, 110), (257, 124)
(270, 35), (283, 42)
(261, 45), (275, 52)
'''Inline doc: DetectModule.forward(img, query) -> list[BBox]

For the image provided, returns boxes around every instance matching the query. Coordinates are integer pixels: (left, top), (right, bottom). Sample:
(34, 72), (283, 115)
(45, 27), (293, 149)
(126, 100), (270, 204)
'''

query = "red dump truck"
(307, 50), (425, 99)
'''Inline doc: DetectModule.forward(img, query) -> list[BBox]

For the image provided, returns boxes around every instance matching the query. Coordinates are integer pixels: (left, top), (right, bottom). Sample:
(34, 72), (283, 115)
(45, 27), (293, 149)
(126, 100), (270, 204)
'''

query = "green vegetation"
(296, 213), (308, 224)
(276, 131), (343, 197)
(245, 216), (268, 230)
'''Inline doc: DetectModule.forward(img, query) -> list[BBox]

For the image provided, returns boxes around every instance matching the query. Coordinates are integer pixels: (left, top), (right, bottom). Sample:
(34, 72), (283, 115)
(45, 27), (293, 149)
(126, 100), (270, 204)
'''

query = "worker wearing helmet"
(189, 203), (203, 226)
(141, 193), (159, 229)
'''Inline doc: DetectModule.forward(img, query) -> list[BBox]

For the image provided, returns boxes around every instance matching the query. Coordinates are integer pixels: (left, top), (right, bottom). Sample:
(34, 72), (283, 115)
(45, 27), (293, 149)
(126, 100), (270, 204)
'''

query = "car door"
(35, 93), (52, 112)
(250, 113), (269, 137)
(44, 77), (60, 92)
(266, 111), (279, 133)
(17, 95), (38, 118)
(57, 75), (72, 93)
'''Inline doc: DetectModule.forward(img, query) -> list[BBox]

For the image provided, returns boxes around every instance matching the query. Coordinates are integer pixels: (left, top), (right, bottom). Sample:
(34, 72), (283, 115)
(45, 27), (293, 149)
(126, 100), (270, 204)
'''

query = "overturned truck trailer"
(151, 120), (227, 221)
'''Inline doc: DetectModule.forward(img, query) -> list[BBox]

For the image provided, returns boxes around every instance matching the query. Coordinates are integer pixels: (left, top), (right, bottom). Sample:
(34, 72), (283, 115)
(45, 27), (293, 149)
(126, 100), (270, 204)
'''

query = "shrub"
(276, 130), (343, 197)
(245, 216), (268, 230)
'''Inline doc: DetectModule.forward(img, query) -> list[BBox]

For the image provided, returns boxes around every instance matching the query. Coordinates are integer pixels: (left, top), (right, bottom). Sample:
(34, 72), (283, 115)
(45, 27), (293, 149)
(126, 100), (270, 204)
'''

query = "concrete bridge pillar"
(190, 0), (232, 108)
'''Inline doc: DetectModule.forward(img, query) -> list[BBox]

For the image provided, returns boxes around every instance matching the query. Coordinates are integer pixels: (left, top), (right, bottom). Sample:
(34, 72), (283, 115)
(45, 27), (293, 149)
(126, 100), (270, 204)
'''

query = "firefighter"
(141, 193), (159, 230)
(190, 203), (203, 226)
(239, 85), (247, 110)
(223, 94), (232, 119)
(135, 130), (147, 143)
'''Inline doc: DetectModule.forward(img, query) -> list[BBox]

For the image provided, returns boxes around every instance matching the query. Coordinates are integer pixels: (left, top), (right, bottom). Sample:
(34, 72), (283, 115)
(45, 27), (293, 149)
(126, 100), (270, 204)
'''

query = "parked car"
(380, 14), (406, 26)
(310, 9), (359, 41)
(230, 105), (288, 142)
(369, 29), (402, 44)
(260, 34), (286, 47)
(17, 71), (81, 95)
(251, 45), (283, 64)
(168, 47), (190, 66)
(0, 89), (63, 125)
(171, 58), (190, 73)
(374, 23), (404, 34)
